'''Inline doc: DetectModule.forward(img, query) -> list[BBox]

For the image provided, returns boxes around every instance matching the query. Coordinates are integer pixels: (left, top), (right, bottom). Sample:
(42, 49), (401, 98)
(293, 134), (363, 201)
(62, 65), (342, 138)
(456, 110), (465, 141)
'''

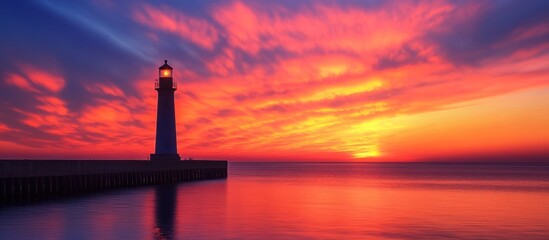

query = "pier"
(0, 61), (228, 205)
(0, 160), (227, 204)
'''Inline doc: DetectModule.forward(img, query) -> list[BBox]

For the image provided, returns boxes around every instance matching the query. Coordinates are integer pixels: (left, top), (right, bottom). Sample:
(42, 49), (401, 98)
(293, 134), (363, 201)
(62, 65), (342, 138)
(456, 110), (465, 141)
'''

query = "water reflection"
(154, 184), (177, 240)
(0, 163), (549, 239)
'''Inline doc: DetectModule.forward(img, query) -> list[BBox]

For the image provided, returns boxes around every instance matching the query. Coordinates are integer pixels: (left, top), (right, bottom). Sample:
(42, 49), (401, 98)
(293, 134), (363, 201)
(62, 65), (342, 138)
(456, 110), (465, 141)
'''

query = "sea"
(1, 162), (549, 239)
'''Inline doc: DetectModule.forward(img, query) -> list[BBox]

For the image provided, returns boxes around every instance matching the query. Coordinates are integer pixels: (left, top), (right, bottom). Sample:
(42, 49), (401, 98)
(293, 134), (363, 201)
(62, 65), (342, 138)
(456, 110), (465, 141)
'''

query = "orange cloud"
(1, 1), (548, 161)
(164, 1), (548, 161)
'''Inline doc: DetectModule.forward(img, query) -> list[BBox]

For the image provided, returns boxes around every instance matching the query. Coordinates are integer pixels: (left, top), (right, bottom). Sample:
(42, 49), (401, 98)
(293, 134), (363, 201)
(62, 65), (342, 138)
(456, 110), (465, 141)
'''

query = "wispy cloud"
(0, 0), (548, 161)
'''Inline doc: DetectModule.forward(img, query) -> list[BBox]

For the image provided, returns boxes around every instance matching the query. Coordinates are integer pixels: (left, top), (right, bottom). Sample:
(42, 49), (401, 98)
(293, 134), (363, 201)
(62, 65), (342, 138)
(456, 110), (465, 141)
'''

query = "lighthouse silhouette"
(151, 60), (181, 161)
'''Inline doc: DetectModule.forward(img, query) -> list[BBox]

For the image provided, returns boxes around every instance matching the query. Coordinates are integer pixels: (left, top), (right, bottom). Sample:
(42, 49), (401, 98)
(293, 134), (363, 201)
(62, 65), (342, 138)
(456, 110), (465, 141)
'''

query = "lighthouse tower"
(151, 60), (181, 161)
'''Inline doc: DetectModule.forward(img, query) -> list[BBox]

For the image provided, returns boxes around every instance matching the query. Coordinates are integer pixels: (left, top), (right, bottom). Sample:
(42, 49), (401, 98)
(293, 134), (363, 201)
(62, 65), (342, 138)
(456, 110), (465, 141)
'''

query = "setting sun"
(1, 1), (549, 239)
(0, 0), (547, 162)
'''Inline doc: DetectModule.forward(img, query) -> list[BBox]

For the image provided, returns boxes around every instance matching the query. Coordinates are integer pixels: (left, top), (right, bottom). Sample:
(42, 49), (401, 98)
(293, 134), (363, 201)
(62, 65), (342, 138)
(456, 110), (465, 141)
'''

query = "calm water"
(1, 162), (549, 239)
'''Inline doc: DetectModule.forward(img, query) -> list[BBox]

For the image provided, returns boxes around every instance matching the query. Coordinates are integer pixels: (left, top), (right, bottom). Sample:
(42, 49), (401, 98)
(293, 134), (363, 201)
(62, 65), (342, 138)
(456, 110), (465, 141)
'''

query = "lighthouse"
(151, 60), (181, 161)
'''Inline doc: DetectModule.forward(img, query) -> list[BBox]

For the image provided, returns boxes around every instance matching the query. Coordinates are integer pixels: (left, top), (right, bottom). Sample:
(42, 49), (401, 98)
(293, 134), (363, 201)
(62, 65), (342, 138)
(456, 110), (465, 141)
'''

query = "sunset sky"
(0, 0), (548, 161)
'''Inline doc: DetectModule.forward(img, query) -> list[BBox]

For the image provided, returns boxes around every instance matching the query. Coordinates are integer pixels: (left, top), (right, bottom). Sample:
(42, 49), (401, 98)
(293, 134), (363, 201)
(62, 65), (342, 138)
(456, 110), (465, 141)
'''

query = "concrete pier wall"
(0, 160), (227, 204)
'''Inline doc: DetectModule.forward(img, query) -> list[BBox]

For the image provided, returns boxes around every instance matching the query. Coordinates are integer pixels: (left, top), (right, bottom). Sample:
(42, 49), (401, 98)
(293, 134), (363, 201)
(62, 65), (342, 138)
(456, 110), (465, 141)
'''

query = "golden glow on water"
(1, 163), (548, 239)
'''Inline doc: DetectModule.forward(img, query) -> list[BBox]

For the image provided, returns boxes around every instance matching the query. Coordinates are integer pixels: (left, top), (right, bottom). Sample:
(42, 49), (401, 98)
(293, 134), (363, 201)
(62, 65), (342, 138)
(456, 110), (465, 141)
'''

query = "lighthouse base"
(150, 154), (181, 162)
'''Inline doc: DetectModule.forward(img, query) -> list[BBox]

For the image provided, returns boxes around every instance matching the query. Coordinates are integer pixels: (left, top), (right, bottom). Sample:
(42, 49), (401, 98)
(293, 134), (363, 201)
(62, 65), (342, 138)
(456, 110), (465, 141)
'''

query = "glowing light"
(161, 69), (171, 77)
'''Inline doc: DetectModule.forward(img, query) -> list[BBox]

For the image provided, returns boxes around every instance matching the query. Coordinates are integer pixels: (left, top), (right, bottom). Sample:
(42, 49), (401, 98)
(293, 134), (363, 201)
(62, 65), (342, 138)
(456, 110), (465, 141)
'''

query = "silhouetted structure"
(151, 60), (180, 161)
(0, 61), (227, 205)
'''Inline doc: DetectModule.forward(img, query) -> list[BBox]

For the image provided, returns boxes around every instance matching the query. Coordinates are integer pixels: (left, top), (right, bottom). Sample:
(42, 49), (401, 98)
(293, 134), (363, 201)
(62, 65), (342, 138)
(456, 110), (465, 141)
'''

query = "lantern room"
(159, 60), (173, 78)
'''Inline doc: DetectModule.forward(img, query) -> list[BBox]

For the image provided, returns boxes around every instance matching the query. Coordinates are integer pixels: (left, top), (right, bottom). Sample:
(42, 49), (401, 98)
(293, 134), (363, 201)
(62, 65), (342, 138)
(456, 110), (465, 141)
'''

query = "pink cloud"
(0, 123), (8, 132)
(213, 1), (452, 54)
(5, 65), (65, 93)
(85, 83), (126, 97)
(133, 4), (218, 49)
(5, 73), (40, 93)
(22, 66), (65, 93)
(2, 1), (548, 161)
(36, 96), (69, 115)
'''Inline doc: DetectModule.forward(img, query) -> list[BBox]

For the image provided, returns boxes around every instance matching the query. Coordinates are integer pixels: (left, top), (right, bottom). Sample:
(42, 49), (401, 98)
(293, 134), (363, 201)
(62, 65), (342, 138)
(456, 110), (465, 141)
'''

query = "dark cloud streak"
(429, 0), (549, 65)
